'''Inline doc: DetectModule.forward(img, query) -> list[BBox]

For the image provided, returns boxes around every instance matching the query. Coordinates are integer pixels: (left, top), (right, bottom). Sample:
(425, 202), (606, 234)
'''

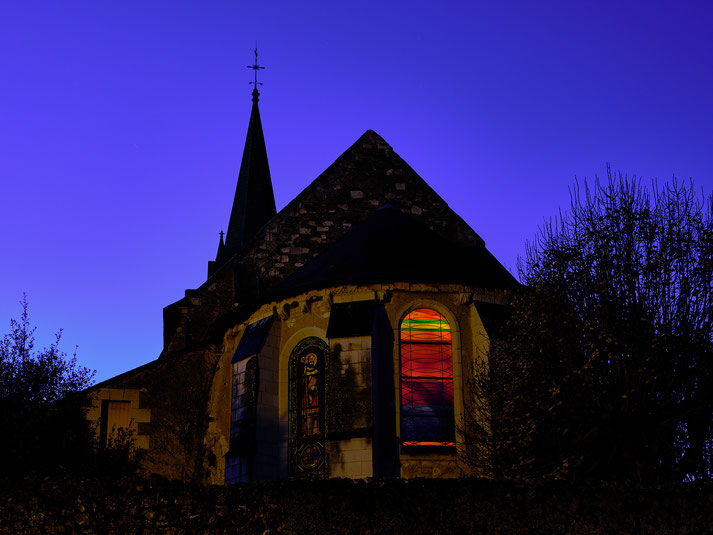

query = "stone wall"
(96, 283), (498, 484)
(327, 336), (374, 479)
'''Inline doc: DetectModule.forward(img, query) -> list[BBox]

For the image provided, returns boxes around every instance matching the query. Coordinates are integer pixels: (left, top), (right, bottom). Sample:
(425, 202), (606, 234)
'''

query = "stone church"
(88, 83), (516, 484)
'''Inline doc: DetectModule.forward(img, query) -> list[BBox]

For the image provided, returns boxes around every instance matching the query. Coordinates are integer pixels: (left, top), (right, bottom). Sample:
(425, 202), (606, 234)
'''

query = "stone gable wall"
(242, 133), (484, 287)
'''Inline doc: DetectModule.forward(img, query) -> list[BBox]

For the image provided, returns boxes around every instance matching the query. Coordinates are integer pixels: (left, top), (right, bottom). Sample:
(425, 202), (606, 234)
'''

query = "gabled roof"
(226, 129), (496, 288)
(274, 129), (485, 249)
(223, 89), (276, 260)
(274, 204), (517, 297)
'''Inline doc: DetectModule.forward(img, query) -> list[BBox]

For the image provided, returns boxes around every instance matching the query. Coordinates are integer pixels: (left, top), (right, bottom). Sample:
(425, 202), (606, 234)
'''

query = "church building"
(88, 74), (516, 483)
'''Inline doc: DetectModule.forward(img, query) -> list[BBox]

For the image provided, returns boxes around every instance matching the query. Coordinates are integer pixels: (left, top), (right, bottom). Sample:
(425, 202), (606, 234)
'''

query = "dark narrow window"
(226, 356), (259, 483)
(99, 400), (131, 446)
(288, 337), (328, 478)
(230, 356), (259, 450)
(400, 308), (455, 447)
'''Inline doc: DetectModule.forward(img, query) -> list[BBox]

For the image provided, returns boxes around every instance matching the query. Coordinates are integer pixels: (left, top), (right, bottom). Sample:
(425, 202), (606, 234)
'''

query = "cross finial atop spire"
(247, 46), (264, 101)
(221, 45), (275, 262)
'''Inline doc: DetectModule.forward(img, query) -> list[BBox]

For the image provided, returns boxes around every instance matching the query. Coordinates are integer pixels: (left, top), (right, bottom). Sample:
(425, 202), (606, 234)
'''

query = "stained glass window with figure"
(288, 337), (328, 477)
(400, 308), (455, 447)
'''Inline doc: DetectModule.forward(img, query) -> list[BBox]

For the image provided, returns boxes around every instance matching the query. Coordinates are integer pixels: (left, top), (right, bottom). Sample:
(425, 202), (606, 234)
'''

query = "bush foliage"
(0, 296), (142, 478)
(1, 474), (711, 534)
(0, 296), (96, 475)
(467, 173), (713, 484)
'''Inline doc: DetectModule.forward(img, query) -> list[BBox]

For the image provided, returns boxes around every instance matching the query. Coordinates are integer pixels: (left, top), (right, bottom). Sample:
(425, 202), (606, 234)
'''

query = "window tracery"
(400, 308), (455, 447)
(288, 336), (328, 477)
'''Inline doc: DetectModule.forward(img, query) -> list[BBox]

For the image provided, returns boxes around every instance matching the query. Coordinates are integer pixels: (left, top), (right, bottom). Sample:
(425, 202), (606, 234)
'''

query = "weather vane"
(247, 46), (264, 90)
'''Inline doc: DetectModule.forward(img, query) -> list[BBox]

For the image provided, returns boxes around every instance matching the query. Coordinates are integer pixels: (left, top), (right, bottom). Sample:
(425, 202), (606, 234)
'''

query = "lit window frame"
(288, 336), (329, 477)
(399, 308), (456, 448)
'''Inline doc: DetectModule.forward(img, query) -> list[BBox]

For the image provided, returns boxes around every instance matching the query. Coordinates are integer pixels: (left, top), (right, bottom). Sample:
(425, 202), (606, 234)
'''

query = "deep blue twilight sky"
(1, 1), (711, 382)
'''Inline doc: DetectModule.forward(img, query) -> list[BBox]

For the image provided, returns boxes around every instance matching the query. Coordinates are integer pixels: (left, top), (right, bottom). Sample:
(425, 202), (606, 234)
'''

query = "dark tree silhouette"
(0, 296), (96, 475)
(466, 172), (713, 483)
(142, 349), (221, 483)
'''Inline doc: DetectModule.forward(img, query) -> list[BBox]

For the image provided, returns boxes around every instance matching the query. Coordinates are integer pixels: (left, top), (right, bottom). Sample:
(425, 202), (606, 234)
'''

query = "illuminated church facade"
(88, 83), (516, 483)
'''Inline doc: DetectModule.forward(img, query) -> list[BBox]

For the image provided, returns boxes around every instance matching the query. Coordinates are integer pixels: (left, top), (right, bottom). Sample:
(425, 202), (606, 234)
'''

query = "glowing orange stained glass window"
(400, 308), (455, 447)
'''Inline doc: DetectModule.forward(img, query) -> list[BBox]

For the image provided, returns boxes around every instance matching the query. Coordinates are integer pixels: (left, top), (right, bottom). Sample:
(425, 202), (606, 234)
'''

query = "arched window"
(288, 336), (328, 477)
(400, 308), (455, 447)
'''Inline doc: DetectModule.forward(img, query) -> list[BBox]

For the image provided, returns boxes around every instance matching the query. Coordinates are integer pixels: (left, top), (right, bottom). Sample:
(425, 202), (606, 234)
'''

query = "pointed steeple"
(215, 230), (225, 262)
(207, 230), (227, 278)
(223, 56), (276, 260)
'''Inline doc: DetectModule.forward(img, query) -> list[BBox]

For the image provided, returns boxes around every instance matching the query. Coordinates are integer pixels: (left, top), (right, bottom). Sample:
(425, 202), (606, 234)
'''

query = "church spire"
(215, 230), (225, 261)
(222, 48), (276, 260)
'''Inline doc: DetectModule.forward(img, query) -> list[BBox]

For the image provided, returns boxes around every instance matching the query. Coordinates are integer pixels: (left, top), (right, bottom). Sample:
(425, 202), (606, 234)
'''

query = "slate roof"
(231, 315), (275, 363)
(223, 89), (276, 260)
(273, 204), (517, 297)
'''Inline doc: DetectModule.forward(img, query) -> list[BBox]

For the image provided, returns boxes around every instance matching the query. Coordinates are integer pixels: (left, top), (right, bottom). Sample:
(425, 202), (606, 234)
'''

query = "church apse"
(86, 65), (517, 483)
(216, 286), (490, 481)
